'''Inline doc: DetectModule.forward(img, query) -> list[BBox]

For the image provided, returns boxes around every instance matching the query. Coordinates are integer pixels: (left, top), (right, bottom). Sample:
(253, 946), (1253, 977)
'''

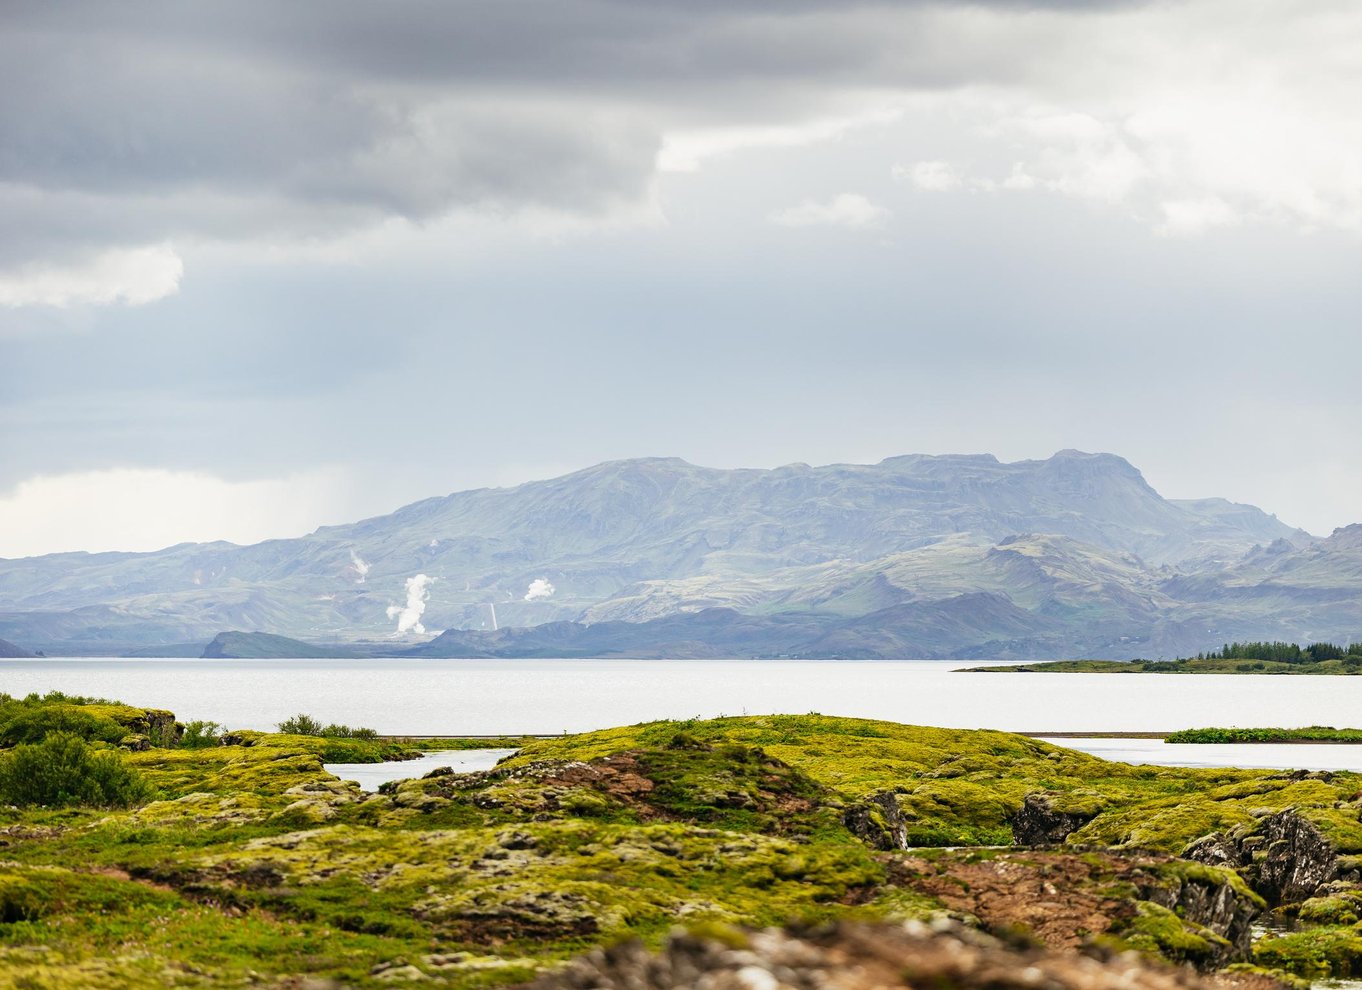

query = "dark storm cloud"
(0, 0), (1139, 268)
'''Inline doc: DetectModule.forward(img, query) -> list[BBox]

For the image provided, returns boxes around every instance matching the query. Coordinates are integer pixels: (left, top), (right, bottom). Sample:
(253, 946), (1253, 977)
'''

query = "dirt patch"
(890, 851), (1129, 949)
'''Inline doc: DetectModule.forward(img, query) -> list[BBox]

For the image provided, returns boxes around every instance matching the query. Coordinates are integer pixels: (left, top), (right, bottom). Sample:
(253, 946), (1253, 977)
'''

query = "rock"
(1137, 869), (1260, 966)
(1010, 793), (1098, 845)
(1185, 809), (1340, 904)
(518, 920), (1290, 990)
(843, 792), (909, 850)
(273, 798), (338, 823)
(372, 963), (429, 982)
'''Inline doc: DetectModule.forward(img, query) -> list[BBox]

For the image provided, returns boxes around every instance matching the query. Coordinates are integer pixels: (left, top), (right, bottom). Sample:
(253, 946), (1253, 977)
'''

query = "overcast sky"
(2, 0), (1360, 557)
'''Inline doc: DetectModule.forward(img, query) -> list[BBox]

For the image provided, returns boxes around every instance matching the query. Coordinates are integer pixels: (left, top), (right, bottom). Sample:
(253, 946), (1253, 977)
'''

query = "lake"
(4, 657), (1362, 771)
(325, 748), (517, 791)
(3, 657), (1358, 736)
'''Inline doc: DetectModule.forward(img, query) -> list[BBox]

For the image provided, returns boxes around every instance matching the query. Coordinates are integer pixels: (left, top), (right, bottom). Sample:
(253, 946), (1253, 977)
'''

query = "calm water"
(325, 748), (516, 791)
(1039, 737), (1362, 773)
(3, 657), (1362, 754)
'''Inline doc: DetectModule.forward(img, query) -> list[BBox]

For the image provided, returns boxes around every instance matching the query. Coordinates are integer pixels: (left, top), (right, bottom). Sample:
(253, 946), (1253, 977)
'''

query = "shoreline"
(379, 731), (1362, 744)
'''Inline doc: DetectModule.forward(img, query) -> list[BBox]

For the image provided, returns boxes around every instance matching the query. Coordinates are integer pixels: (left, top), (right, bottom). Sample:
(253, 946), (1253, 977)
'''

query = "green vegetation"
(0, 732), (151, 808)
(277, 712), (379, 740)
(2, 698), (1362, 986)
(1167, 726), (1362, 744)
(968, 639), (1362, 675)
(1199, 641), (1362, 663)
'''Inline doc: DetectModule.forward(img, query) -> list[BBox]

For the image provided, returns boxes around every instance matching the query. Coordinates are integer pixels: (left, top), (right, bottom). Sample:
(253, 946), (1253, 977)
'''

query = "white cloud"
(1004, 112), (1151, 204)
(524, 577), (556, 601)
(769, 193), (889, 229)
(659, 108), (902, 173)
(895, 160), (962, 191)
(0, 244), (183, 308)
(889, 2), (1362, 236)
(1156, 197), (1239, 237)
(0, 468), (350, 558)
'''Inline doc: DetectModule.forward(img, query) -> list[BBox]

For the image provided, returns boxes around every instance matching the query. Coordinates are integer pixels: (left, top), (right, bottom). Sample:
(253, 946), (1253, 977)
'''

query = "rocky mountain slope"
(0, 450), (1351, 658)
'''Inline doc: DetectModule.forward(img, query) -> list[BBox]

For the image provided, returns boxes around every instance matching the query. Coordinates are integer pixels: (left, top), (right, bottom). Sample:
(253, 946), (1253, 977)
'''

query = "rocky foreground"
(524, 921), (1286, 990)
(3, 696), (1362, 988)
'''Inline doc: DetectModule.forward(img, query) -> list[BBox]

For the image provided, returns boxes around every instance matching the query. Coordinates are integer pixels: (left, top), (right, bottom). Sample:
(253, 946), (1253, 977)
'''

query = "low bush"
(277, 713), (323, 736)
(0, 706), (127, 747)
(179, 720), (224, 749)
(0, 732), (152, 808)
(277, 713), (377, 740)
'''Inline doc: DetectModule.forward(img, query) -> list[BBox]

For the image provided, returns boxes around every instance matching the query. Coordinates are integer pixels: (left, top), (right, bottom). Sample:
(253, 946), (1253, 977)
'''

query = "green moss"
(4, 706), (1362, 989)
(1154, 860), (1265, 907)
(1222, 963), (1312, 990)
(501, 715), (1358, 852)
(1296, 894), (1362, 926)
(1253, 925), (1362, 978)
(1111, 901), (1228, 965)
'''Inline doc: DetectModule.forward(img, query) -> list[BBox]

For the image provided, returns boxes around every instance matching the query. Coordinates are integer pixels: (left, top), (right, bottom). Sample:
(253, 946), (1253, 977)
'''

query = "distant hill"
(200, 631), (367, 660)
(0, 637), (33, 658)
(406, 593), (1067, 660)
(0, 450), (1350, 660)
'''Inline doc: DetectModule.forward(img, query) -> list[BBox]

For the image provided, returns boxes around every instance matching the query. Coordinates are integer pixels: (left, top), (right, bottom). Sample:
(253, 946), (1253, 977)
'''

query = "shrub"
(277, 714), (378, 740)
(179, 720), (223, 749)
(0, 706), (127, 747)
(278, 713), (324, 736)
(322, 723), (378, 741)
(0, 733), (152, 808)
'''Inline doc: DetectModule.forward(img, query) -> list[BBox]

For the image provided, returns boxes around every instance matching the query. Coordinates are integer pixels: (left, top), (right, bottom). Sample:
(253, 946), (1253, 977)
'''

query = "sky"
(2, 0), (1360, 557)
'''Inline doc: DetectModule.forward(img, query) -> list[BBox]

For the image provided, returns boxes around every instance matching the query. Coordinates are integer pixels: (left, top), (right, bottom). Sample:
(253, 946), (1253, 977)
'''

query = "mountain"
(200, 631), (368, 660)
(0, 637), (33, 658)
(0, 450), (1342, 659)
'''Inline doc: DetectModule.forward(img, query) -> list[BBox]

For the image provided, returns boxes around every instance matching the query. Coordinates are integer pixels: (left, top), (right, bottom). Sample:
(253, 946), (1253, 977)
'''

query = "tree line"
(1186, 640), (1362, 663)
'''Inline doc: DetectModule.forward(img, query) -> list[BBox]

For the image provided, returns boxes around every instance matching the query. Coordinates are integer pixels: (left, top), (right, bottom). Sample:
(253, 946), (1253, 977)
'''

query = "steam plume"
(349, 549), (371, 584)
(386, 573), (433, 634)
(524, 577), (556, 601)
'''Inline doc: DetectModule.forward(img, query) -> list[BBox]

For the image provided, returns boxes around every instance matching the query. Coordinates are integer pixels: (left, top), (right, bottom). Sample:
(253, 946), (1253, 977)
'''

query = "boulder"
(843, 792), (909, 850)
(1010, 793), (1099, 845)
(1185, 809), (1342, 904)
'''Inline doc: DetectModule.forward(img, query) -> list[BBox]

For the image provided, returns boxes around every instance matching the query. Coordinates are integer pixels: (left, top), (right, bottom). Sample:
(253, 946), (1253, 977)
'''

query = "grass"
(2, 699), (1361, 985)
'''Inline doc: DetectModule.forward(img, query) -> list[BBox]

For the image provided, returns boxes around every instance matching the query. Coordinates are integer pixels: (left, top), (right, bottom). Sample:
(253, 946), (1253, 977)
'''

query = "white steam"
(524, 578), (556, 602)
(386, 573), (433, 635)
(349, 549), (370, 584)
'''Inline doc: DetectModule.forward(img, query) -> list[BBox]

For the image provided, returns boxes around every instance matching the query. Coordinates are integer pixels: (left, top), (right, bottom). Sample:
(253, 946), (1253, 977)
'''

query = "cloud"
(0, 468), (349, 558)
(895, 160), (962, 191)
(386, 574), (433, 635)
(4, 0), (1356, 305)
(0, 244), (182, 308)
(0, 0), (1152, 292)
(1156, 197), (1238, 237)
(769, 193), (888, 228)
(660, 109), (902, 173)
(524, 578), (556, 601)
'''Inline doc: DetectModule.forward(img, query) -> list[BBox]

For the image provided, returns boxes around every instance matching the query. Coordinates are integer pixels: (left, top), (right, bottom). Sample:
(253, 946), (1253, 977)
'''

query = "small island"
(964, 640), (1362, 675)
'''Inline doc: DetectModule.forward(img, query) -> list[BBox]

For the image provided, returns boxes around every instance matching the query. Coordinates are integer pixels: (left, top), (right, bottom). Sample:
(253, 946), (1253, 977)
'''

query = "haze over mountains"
(1, 450), (1357, 660)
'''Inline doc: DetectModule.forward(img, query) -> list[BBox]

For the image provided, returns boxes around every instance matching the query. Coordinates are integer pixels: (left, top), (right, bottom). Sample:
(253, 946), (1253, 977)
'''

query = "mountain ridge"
(0, 450), (1347, 659)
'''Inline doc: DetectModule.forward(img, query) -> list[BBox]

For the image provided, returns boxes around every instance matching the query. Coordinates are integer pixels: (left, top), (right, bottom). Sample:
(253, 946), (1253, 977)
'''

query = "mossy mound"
(3, 706), (1361, 988)
(501, 715), (1362, 853)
